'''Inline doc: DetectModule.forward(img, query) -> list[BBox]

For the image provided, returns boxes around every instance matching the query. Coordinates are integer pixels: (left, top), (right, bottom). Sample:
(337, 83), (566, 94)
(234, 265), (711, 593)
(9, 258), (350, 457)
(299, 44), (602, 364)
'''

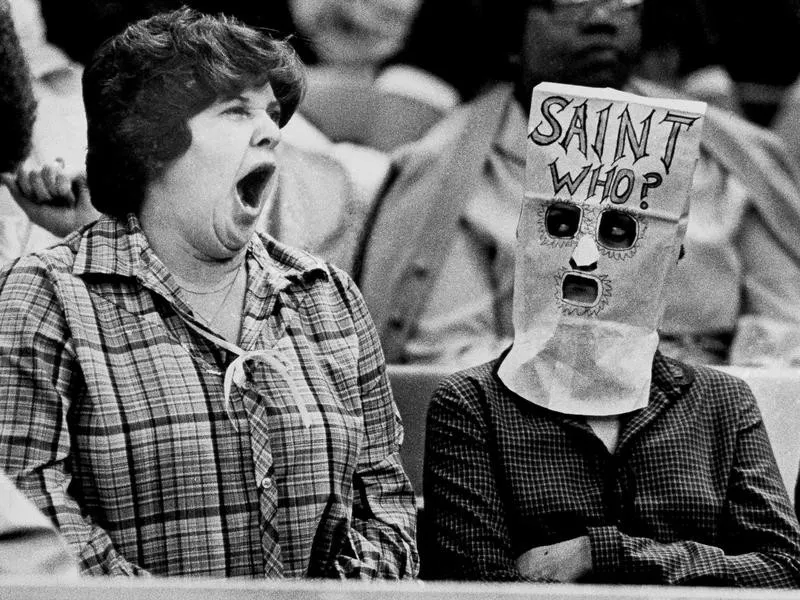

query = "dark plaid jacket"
(424, 351), (800, 587)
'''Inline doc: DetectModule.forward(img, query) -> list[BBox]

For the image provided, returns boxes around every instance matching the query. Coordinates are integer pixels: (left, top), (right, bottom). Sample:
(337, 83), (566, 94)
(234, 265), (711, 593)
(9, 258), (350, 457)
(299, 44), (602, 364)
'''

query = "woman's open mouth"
(235, 164), (275, 209)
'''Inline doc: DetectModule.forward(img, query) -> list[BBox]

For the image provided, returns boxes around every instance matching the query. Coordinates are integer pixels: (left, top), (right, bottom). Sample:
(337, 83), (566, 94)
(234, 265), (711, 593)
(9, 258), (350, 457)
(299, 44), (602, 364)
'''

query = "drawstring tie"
(223, 350), (311, 431)
(180, 316), (312, 431)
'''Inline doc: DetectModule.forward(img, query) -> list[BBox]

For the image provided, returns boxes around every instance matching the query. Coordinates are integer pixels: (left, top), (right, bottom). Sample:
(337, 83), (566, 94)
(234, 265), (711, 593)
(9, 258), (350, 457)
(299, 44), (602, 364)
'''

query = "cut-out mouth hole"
(562, 273), (600, 306)
(236, 165), (274, 208)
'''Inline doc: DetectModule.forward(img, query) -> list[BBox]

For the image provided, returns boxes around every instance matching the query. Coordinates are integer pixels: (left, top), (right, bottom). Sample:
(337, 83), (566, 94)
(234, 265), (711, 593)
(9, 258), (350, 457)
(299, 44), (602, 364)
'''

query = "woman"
(0, 8), (417, 578)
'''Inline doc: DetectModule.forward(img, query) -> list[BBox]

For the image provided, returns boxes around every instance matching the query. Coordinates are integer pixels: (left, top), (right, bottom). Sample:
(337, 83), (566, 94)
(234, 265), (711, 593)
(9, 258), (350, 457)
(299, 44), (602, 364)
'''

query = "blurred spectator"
(356, 0), (800, 367)
(0, 0), (59, 264)
(10, 0), (86, 166)
(772, 75), (800, 172)
(637, 0), (800, 125)
(288, 0), (459, 152)
(38, 0), (291, 65)
(701, 0), (800, 125)
(0, 0), (35, 173)
(36, 0), (454, 153)
(637, 0), (743, 115)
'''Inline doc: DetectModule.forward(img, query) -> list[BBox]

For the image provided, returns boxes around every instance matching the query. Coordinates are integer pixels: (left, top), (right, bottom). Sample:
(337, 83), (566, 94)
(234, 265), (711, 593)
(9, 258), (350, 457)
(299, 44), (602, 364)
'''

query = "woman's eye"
(267, 106), (282, 125)
(225, 106), (251, 118)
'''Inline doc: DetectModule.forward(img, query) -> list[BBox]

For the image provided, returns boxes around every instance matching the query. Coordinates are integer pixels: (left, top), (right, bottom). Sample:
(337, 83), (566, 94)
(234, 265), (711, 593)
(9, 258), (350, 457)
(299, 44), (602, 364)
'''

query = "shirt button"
(261, 476), (272, 488)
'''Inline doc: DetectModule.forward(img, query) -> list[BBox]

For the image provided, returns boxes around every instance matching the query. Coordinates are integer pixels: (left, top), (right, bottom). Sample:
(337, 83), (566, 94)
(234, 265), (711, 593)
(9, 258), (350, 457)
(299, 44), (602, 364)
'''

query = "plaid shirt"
(0, 215), (417, 578)
(424, 352), (800, 587)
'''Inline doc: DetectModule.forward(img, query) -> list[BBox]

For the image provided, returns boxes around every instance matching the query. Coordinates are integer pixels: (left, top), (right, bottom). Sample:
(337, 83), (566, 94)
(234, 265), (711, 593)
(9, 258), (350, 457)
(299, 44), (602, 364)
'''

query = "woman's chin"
(211, 222), (256, 258)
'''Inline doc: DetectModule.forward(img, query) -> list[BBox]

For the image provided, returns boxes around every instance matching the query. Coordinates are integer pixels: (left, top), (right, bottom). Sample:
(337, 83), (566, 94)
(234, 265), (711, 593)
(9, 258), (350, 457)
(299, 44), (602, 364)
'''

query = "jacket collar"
(495, 348), (694, 451)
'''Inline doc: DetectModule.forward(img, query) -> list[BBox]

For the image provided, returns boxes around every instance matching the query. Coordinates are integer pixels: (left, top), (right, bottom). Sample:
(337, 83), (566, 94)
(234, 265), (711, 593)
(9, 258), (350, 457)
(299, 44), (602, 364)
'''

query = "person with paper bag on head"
(423, 83), (800, 586)
(356, 0), (800, 368)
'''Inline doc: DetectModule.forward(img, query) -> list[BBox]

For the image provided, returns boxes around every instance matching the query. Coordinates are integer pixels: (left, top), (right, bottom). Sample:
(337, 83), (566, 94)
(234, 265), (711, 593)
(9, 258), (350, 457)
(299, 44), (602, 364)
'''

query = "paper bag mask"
(498, 82), (706, 415)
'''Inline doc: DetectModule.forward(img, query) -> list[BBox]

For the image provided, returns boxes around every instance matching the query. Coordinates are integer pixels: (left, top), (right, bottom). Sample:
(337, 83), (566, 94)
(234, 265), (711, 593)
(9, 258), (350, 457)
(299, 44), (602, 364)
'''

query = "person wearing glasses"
(356, 0), (800, 368)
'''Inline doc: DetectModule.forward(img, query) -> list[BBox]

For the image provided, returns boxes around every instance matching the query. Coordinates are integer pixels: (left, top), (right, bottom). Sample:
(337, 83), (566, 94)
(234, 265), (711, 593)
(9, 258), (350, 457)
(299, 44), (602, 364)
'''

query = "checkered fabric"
(0, 214), (417, 578)
(424, 352), (800, 586)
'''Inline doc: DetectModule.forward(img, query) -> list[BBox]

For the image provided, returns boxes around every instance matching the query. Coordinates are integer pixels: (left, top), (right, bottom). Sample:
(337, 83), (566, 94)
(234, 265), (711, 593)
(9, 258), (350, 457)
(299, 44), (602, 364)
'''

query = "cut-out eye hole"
(546, 203), (581, 238)
(597, 209), (637, 249)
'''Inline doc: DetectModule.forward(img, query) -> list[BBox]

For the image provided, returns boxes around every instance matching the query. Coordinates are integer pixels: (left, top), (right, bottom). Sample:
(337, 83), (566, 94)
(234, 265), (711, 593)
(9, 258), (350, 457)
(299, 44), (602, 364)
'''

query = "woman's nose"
(570, 234), (599, 271)
(251, 112), (281, 149)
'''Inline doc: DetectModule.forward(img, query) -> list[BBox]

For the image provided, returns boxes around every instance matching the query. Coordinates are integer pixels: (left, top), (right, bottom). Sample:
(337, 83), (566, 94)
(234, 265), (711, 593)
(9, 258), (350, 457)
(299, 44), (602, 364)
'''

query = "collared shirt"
(424, 352), (800, 586)
(0, 214), (417, 578)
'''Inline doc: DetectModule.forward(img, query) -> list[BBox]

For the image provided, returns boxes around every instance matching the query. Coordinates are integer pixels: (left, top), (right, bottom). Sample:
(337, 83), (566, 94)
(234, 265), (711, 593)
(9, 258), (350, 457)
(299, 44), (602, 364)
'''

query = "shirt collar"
(72, 214), (328, 300)
(246, 229), (329, 301)
(650, 350), (695, 400)
(493, 347), (694, 407)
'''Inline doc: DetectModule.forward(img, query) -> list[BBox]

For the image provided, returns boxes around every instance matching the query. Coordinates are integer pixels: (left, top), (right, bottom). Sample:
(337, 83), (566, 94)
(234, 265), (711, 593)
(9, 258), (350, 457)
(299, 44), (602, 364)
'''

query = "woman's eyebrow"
(216, 93), (252, 107)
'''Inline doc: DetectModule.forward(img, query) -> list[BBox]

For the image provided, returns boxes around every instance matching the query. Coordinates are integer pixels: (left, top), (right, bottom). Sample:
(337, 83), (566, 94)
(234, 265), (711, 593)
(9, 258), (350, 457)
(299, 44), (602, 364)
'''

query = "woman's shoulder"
(0, 237), (78, 284)
(255, 232), (361, 302)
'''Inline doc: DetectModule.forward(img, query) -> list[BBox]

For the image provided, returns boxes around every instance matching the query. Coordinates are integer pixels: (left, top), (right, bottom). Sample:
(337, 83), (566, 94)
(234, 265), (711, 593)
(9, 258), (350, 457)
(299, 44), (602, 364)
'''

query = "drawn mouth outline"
(561, 271), (602, 307)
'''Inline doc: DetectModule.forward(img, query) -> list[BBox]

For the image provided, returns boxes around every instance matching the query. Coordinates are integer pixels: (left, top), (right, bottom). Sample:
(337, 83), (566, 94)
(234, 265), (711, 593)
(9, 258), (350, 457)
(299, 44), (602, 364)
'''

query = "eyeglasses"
(547, 0), (643, 23)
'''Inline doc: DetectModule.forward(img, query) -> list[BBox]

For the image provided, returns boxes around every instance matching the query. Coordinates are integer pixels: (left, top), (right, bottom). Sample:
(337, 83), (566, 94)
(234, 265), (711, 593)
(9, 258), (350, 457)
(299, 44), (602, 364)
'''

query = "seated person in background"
(0, 0), (56, 264)
(772, 75), (800, 174)
(423, 83), (800, 586)
(286, 0), (459, 152)
(356, 0), (800, 368)
(0, 8), (417, 577)
(0, 0), (34, 174)
(635, 0), (743, 115)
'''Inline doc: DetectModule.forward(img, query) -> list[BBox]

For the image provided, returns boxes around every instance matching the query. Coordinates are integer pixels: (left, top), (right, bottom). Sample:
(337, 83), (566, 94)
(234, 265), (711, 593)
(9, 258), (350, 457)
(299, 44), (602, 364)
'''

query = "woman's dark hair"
(392, 0), (536, 101)
(83, 7), (305, 218)
(0, 0), (37, 172)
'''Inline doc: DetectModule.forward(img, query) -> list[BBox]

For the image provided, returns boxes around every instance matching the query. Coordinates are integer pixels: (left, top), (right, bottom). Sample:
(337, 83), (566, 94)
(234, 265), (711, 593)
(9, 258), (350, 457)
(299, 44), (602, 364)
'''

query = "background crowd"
(0, 0), (799, 585)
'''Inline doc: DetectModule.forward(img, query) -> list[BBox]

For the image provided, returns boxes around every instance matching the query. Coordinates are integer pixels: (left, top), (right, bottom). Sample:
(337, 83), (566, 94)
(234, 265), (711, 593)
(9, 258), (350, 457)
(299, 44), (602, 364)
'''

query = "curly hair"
(83, 7), (305, 218)
(0, 0), (37, 172)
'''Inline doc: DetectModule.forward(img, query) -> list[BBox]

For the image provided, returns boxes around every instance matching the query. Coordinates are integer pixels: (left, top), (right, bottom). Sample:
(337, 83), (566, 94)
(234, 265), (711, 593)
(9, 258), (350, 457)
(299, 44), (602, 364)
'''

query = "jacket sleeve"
(0, 257), (150, 576)
(424, 375), (524, 581)
(588, 388), (800, 587)
(330, 270), (419, 579)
